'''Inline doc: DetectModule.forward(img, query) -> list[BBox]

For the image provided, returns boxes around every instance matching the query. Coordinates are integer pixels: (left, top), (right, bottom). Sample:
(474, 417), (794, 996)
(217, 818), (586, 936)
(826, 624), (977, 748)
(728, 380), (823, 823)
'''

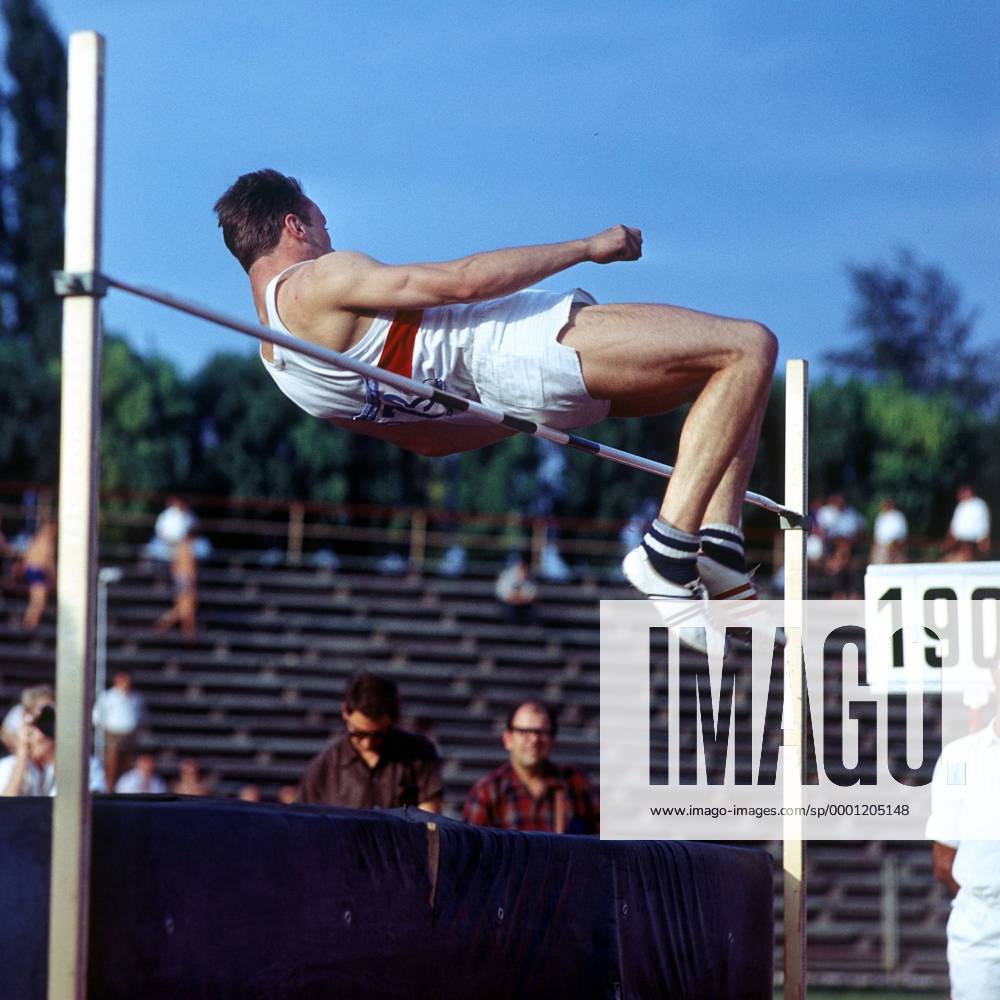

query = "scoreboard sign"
(864, 562), (1000, 703)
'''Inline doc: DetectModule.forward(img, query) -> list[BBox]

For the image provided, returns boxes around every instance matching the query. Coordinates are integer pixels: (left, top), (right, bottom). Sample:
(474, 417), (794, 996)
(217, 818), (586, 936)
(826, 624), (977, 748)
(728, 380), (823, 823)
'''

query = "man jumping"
(213, 171), (776, 646)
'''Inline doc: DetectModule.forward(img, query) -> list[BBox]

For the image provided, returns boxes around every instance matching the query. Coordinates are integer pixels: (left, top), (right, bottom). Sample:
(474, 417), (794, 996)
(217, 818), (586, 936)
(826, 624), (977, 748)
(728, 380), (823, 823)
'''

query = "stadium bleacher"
(0, 547), (952, 992)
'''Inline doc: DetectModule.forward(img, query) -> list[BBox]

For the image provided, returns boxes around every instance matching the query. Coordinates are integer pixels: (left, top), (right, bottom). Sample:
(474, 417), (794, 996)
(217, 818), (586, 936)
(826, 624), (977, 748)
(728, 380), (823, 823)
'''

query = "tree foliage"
(0, 338), (59, 481)
(100, 334), (195, 494)
(0, 0), (64, 480)
(863, 381), (980, 533)
(2, 0), (66, 359)
(812, 249), (999, 535)
(828, 249), (998, 412)
(187, 353), (300, 499)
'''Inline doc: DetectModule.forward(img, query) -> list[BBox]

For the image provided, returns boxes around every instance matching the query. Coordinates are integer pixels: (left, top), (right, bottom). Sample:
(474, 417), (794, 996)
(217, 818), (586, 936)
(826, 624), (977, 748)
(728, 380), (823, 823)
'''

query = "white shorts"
(464, 288), (609, 431)
(263, 286), (610, 432)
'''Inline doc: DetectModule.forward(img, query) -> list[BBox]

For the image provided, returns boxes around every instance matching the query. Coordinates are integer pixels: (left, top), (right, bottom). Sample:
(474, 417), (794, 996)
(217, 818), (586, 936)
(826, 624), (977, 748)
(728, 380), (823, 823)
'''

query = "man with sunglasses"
(298, 671), (442, 812)
(462, 701), (598, 834)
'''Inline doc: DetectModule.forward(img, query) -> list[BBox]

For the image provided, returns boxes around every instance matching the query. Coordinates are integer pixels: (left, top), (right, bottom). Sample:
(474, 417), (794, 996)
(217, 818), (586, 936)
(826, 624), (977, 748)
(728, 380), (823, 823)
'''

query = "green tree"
(287, 418), (354, 504)
(0, 0), (65, 481)
(863, 380), (980, 536)
(2, 0), (65, 360)
(0, 339), (60, 481)
(100, 334), (195, 494)
(828, 249), (997, 412)
(817, 250), (1000, 536)
(189, 353), (292, 498)
(808, 377), (872, 505)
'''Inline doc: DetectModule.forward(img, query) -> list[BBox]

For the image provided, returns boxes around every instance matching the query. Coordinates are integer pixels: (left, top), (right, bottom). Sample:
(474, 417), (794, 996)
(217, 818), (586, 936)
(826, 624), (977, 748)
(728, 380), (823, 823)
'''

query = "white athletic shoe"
(697, 556), (786, 649)
(622, 546), (732, 658)
(696, 556), (760, 602)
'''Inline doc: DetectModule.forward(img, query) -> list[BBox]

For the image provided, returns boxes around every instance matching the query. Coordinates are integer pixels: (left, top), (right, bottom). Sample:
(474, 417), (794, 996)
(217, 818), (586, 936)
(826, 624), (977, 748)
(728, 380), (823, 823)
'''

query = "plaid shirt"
(462, 760), (599, 834)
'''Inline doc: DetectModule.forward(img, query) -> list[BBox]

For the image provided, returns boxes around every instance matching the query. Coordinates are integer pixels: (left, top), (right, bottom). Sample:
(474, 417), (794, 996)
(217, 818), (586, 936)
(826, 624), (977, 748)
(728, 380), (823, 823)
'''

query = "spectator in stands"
(2, 684), (54, 755)
(172, 757), (212, 796)
(942, 484), (992, 562)
(149, 495), (196, 559)
(495, 551), (538, 625)
(238, 783), (262, 802)
(0, 704), (57, 796)
(93, 670), (147, 788)
(115, 753), (168, 794)
(0, 705), (106, 796)
(276, 784), (298, 805)
(298, 671), (443, 812)
(463, 700), (599, 834)
(928, 667), (1000, 1000)
(816, 494), (865, 598)
(870, 498), (908, 565)
(815, 493), (864, 545)
(152, 531), (198, 639)
(18, 521), (57, 631)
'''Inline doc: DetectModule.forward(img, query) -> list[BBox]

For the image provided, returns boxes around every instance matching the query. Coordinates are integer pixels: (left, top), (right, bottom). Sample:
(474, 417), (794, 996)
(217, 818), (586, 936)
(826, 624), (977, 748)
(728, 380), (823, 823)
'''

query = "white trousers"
(948, 890), (1000, 1000)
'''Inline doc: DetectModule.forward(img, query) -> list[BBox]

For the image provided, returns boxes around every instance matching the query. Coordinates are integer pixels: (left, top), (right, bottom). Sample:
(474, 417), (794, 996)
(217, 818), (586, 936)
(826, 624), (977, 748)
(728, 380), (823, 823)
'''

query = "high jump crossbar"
(54, 269), (809, 530)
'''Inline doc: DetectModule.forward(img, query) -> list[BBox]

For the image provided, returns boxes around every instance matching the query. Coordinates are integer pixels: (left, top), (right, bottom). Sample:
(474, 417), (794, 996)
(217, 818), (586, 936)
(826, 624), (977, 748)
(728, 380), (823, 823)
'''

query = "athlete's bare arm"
(932, 841), (959, 896)
(315, 225), (641, 309)
(279, 226), (642, 349)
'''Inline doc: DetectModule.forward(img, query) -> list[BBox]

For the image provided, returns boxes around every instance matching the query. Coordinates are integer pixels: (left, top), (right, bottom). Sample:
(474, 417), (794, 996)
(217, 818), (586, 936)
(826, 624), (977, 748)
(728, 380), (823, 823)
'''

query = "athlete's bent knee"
(741, 321), (778, 372)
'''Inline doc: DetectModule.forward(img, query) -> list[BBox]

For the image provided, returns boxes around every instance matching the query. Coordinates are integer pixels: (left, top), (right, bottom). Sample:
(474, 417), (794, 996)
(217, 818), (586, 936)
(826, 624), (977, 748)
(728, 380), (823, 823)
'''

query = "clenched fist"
(586, 225), (643, 264)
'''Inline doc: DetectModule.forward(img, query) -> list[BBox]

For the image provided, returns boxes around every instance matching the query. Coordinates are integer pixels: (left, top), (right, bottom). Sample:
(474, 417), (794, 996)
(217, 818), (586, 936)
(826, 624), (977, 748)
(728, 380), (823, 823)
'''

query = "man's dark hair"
(344, 671), (400, 721)
(506, 700), (558, 738)
(213, 169), (313, 272)
(33, 705), (56, 740)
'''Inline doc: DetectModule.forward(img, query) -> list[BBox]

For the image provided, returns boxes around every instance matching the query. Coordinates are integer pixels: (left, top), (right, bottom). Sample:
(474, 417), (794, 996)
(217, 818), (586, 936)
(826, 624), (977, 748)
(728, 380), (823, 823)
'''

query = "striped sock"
(699, 523), (746, 573)
(642, 518), (700, 585)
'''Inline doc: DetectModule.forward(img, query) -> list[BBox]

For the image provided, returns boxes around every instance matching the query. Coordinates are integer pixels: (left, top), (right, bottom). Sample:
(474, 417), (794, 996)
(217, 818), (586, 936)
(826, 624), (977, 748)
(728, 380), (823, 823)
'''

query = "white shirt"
(815, 503), (840, 535)
(0, 754), (106, 795)
(154, 505), (195, 546)
(816, 503), (865, 540)
(115, 768), (168, 794)
(1, 703), (23, 743)
(0, 753), (49, 795)
(951, 497), (991, 543)
(495, 564), (537, 604)
(873, 509), (908, 546)
(92, 688), (145, 735)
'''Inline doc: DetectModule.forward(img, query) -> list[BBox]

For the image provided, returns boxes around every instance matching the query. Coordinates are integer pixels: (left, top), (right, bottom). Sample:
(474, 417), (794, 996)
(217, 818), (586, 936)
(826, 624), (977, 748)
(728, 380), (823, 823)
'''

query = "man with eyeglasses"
(462, 701), (598, 834)
(298, 671), (442, 812)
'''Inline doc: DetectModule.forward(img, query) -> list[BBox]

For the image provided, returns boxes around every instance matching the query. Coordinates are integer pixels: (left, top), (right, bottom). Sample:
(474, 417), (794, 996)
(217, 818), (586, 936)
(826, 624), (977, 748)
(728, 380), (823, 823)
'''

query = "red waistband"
(376, 309), (423, 378)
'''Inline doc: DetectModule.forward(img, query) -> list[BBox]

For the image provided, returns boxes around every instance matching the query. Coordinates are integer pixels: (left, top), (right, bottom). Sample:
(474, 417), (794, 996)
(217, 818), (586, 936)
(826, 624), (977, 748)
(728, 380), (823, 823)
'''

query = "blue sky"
(43, 1), (998, 378)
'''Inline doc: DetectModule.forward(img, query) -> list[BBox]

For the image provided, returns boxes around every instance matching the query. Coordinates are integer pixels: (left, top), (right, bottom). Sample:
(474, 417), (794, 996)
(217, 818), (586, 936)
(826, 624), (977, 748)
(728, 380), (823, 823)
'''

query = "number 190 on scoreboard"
(864, 562), (1000, 703)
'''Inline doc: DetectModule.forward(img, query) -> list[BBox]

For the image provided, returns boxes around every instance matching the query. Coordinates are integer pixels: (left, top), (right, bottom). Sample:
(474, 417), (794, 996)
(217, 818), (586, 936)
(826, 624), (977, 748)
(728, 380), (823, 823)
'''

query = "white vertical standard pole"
(48, 30), (105, 1000)
(782, 358), (808, 999)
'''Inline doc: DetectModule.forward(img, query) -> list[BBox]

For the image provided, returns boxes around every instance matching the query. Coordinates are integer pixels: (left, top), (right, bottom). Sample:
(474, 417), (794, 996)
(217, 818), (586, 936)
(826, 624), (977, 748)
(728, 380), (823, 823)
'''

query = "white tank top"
(260, 261), (398, 422)
(260, 261), (484, 424)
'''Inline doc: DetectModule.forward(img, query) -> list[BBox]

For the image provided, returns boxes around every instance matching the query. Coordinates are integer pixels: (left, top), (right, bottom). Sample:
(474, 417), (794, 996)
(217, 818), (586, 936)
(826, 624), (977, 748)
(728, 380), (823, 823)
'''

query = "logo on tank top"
(355, 377), (456, 423)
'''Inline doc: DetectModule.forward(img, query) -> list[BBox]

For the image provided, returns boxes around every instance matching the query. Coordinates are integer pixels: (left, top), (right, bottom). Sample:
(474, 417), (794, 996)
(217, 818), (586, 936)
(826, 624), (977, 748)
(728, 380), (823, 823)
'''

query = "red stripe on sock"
(713, 583), (758, 601)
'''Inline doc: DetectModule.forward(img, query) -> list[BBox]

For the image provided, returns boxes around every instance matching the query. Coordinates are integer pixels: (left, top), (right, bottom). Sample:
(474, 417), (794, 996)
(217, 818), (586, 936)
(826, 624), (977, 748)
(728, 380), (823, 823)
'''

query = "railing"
(0, 481), (777, 578)
(0, 480), (960, 584)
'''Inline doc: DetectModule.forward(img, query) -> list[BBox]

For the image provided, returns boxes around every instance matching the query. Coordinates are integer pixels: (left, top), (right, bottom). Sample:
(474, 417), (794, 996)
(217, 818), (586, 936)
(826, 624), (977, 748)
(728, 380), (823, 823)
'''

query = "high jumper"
(212, 169), (778, 643)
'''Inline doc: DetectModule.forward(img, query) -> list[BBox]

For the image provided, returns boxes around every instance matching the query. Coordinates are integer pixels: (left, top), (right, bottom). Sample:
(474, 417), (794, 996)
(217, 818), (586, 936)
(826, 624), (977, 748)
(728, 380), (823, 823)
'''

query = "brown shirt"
(298, 729), (443, 809)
